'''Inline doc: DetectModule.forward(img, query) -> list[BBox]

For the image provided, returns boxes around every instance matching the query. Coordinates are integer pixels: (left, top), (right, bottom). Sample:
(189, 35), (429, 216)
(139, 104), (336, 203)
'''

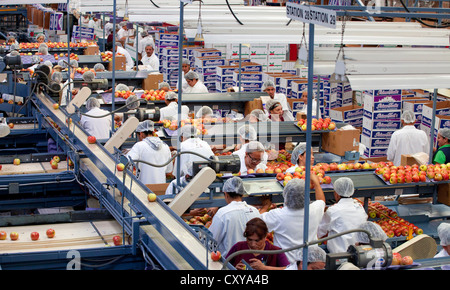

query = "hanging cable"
(398, 0), (450, 28)
(225, 0), (244, 25)
(149, 0), (160, 8)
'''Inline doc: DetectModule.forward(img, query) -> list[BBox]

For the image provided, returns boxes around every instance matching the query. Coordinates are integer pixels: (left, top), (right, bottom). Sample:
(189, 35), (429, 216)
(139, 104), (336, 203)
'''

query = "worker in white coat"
(173, 124), (214, 178)
(260, 177), (325, 264)
(262, 80), (294, 121)
(235, 141), (267, 175)
(183, 71), (208, 94)
(115, 42), (134, 71)
(387, 110), (429, 166)
(117, 21), (130, 43)
(176, 58), (192, 91)
(286, 143), (315, 174)
(159, 91), (190, 121)
(434, 223), (450, 258)
(208, 177), (261, 257)
(126, 120), (173, 185)
(298, 90), (321, 119)
(317, 177), (368, 254)
(141, 43), (160, 71)
(80, 97), (112, 140)
(232, 125), (268, 165)
(136, 30), (155, 56)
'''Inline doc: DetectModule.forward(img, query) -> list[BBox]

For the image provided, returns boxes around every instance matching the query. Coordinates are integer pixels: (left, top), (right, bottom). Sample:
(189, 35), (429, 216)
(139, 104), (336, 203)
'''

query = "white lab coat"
(126, 137), (173, 185)
(116, 46), (134, 70)
(80, 107), (112, 139)
(434, 248), (449, 258)
(297, 99), (321, 119)
(88, 19), (101, 29)
(176, 70), (190, 91)
(141, 53), (160, 71)
(317, 198), (368, 254)
(261, 200), (326, 263)
(117, 28), (130, 41)
(159, 102), (189, 121)
(386, 125), (429, 166)
(183, 80), (209, 94)
(264, 93), (295, 121)
(173, 137), (214, 177)
(208, 201), (261, 257)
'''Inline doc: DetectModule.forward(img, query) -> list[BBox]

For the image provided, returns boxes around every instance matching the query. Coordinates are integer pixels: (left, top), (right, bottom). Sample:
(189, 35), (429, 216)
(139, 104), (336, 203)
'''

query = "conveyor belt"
(33, 92), (223, 270)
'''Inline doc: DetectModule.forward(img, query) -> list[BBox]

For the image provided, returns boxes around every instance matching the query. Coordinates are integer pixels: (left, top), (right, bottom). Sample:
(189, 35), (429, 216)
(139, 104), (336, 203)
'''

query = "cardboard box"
(329, 105), (363, 122)
(108, 55), (126, 71)
(244, 98), (263, 115)
(84, 45), (99, 55)
(438, 184), (450, 205)
(364, 94), (402, 112)
(142, 73), (164, 90)
(321, 128), (360, 156)
(146, 183), (170, 195)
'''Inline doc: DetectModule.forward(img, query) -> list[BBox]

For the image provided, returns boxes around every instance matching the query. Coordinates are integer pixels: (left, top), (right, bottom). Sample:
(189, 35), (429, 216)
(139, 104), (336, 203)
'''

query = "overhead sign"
(286, 3), (337, 29)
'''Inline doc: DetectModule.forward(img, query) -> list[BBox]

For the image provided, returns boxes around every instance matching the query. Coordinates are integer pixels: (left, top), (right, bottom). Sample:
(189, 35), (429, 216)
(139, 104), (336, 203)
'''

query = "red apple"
(10, 232), (19, 240)
(434, 173), (443, 181)
(211, 251), (221, 261)
(0, 165), (2, 170)
(414, 228), (423, 235)
(30, 232), (39, 241)
(46, 228), (55, 238)
(8, 123), (14, 129)
(87, 136), (96, 144)
(116, 163), (125, 171)
(247, 169), (255, 174)
(50, 160), (58, 169)
(323, 176), (332, 184)
(53, 103), (59, 110)
(392, 253), (402, 265)
(0, 231), (6, 240)
(112, 235), (122, 246)
(276, 172), (285, 181)
(401, 255), (413, 266)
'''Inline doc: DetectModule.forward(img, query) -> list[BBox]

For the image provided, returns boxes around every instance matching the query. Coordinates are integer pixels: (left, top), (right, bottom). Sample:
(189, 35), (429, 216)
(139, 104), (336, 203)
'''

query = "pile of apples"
(297, 117), (336, 131)
(391, 252), (414, 266)
(275, 165), (332, 187)
(101, 52), (124, 62)
(75, 67), (92, 74)
(141, 89), (166, 101)
(376, 163), (450, 184)
(114, 90), (136, 100)
(18, 42), (95, 50)
(49, 155), (61, 170)
(369, 201), (423, 238)
(160, 119), (208, 135)
(183, 213), (212, 228)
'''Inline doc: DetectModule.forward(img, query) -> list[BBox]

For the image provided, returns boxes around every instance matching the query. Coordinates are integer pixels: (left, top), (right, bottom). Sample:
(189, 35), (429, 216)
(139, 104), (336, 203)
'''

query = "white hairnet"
(293, 246), (327, 262)
(36, 33), (45, 40)
(185, 70), (199, 80)
(116, 83), (129, 92)
(245, 140), (265, 153)
(82, 70), (95, 82)
(58, 59), (67, 68)
(51, 71), (63, 84)
(9, 43), (19, 52)
(439, 128), (450, 140)
(223, 176), (246, 195)
(333, 177), (354, 197)
(182, 58), (190, 65)
(195, 106), (213, 118)
(86, 97), (100, 111)
(94, 63), (105, 71)
(144, 42), (155, 49)
(38, 43), (48, 55)
(401, 110), (416, 124)
(158, 82), (170, 90)
(248, 109), (269, 122)
(165, 91), (178, 101)
(238, 125), (257, 141)
(44, 60), (53, 68)
(437, 223), (450, 246)
(119, 21), (128, 27)
(31, 55), (41, 64)
(262, 80), (275, 91)
(283, 178), (305, 209)
(70, 59), (79, 68)
(182, 161), (194, 177)
(291, 143), (307, 164)
(179, 124), (198, 139)
(136, 120), (155, 133)
(356, 222), (388, 244)
(266, 99), (281, 112)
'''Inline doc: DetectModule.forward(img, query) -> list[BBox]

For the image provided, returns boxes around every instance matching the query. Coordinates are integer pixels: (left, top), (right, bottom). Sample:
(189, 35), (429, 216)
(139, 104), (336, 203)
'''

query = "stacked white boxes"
(329, 105), (364, 128)
(402, 97), (430, 129)
(193, 48), (225, 92)
(216, 65), (238, 92)
(361, 90), (403, 158)
(226, 43), (250, 59)
(279, 75), (304, 98)
(267, 44), (288, 73)
(156, 33), (181, 88)
(420, 100), (450, 146)
(232, 62), (263, 92)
